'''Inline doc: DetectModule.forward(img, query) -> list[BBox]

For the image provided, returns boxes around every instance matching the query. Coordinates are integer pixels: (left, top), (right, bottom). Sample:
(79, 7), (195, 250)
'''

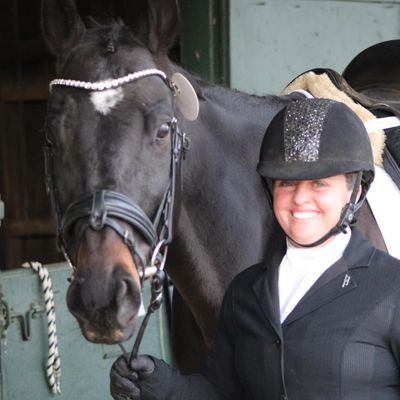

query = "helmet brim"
(257, 160), (374, 181)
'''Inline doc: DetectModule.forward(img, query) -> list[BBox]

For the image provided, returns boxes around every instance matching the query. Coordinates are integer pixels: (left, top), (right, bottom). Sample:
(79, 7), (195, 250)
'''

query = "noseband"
(44, 69), (188, 283)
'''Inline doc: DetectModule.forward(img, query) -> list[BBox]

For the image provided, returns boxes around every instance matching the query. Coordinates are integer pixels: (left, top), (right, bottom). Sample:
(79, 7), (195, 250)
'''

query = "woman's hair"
(345, 172), (358, 190)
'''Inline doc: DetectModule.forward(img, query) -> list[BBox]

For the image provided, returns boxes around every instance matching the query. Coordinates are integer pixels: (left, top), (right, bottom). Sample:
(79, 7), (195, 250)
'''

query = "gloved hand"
(110, 354), (155, 400)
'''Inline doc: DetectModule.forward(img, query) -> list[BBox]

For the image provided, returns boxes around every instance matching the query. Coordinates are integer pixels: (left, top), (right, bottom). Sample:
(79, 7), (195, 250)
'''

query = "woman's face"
(273, 174), (353, 247)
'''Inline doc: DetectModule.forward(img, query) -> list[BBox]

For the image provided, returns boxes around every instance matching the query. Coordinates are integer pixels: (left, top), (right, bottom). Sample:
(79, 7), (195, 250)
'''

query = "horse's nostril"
(116, 278), (141, 326)
(114, 271), (140, 304)
(116, 279), (129, 302)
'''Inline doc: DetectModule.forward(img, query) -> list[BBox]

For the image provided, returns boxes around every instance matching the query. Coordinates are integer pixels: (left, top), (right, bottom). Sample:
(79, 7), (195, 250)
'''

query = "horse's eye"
(156, 123), (171, 141)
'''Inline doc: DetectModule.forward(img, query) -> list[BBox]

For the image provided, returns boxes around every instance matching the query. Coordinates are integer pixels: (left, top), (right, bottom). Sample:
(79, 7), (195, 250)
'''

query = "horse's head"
(41, 0), (195, 343)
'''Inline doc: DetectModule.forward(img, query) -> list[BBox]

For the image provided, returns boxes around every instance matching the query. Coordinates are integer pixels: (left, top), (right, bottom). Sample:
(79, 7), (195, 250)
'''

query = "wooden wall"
(0, 0), (58, 270)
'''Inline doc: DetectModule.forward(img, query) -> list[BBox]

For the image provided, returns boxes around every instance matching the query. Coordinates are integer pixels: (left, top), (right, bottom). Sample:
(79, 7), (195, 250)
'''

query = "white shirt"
(278, 230), (351, 323)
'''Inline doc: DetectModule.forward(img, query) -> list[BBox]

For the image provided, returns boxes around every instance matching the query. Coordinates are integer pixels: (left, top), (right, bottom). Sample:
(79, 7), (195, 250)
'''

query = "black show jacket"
(146, 229), (400, 400)
(201, 229), (400, 400)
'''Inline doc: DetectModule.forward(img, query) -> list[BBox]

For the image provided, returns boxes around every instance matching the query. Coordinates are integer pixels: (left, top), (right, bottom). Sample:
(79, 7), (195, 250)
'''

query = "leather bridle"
(44, 69), (188, 285)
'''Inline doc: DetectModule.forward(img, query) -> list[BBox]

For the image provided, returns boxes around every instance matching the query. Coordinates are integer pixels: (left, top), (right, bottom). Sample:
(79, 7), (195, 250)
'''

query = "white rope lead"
(22, 261), (61, 395)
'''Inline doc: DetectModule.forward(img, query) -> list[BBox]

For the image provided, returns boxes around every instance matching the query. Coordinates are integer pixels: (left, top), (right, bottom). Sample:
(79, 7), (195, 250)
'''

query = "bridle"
(44, 68), (187, 278)
(44, 68), (189, 358)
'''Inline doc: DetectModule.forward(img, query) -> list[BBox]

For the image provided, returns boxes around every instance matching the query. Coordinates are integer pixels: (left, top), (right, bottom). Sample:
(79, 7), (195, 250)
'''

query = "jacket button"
(275, 338), (281, 346)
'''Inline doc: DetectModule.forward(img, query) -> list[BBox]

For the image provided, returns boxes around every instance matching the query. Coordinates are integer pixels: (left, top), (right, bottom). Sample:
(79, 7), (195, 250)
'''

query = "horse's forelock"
(81, 18), (145, 53)
(58, 21), (150, 80)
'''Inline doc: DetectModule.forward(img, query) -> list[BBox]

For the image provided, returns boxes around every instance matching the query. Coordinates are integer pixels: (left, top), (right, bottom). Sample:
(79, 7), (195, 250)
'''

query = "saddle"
(344, 41), (400, 177)
(343, 40), (400, 115)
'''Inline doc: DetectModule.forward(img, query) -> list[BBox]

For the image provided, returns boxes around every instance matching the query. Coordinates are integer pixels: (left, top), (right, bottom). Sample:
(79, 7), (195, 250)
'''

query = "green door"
(180, 0), (230, 85)
(0, 264), (171, 400)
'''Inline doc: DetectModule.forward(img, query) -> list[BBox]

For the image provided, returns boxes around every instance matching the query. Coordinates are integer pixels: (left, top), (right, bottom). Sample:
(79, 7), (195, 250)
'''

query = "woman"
(110, 98), (400, 400)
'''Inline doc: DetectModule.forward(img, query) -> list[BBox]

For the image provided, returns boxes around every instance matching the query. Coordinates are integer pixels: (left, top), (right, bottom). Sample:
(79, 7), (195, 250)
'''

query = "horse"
(41, 0), (400, 373)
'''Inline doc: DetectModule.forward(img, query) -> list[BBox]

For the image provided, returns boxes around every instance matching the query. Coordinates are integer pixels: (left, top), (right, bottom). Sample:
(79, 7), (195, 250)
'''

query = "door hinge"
(0, 293), (45, 341)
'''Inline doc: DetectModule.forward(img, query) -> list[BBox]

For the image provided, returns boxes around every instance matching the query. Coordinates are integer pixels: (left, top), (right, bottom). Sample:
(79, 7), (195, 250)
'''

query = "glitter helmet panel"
(283, 99), (334, 162)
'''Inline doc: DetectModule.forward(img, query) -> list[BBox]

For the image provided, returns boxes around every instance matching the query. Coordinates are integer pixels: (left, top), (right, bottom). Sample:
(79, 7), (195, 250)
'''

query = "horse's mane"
(172, 62), (279, 106)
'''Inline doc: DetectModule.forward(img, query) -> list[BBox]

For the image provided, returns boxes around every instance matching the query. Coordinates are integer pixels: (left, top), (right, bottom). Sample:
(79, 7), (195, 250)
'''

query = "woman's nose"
(292, 182), (311, 204)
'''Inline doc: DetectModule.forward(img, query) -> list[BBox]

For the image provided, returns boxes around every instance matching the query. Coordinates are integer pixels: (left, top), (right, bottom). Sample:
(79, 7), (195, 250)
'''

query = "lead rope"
(21, 261), (61, 395)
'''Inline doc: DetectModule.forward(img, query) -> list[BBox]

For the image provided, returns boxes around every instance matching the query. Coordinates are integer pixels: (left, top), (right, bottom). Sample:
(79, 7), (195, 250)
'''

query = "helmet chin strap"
(289, 172), (365, 248)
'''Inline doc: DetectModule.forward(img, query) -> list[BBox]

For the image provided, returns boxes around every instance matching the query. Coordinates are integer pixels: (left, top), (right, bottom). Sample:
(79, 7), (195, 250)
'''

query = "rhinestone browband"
(49, 68), (167, 92)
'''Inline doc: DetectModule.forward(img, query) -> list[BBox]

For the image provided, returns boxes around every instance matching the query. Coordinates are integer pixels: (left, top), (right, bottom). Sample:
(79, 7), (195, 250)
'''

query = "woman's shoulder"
(234, 262), (267, 281)
(349, 228), (400, 270)
(352, 227), (400, 268)
(229, 234), (286, 293)
(371, 247), (400, 270)
(224, 262), (266, 297)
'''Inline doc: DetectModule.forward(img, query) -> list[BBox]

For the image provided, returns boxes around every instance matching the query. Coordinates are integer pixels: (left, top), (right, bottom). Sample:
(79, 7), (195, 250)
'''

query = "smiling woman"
(258, 98), (374, 247)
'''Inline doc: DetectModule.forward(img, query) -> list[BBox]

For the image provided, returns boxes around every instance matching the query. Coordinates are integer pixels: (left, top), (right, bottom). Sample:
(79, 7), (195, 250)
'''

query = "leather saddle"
(342, 40), (400, 183)
(342, 39), (400, 116)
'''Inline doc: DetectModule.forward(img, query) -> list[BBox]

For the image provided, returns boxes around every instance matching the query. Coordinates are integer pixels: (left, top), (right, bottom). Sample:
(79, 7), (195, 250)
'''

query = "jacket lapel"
(282, 258), (357, 326)
(283, 229), (376, 326)
(252, 244), (285, 337)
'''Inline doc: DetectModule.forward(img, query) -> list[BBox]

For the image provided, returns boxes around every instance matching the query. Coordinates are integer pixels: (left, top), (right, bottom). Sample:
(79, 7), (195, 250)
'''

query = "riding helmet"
(257, 98), (374, 187)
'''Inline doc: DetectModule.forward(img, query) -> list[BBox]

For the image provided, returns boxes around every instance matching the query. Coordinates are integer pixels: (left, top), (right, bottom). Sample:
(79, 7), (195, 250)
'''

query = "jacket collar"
(252, 231), (286, 337)
(342, 228), (377, 269)
(252, 228), (376, 331)
(282, 257), (356, 325)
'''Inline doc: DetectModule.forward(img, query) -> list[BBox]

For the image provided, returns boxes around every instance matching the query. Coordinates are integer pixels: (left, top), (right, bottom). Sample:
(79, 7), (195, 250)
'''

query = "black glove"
(110, 355), (155, 400)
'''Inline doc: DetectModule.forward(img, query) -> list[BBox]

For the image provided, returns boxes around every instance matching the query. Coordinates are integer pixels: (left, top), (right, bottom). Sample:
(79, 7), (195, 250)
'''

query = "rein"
(44, 68), (188, 356)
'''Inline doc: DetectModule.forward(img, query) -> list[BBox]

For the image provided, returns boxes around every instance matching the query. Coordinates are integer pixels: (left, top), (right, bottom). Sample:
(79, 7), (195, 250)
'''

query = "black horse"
(41, 0), (400, 373)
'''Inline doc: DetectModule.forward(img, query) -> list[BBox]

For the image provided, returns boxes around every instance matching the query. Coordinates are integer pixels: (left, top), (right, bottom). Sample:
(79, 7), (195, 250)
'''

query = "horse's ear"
(146, 0), (180, 54)
(41, 0), (85, 57)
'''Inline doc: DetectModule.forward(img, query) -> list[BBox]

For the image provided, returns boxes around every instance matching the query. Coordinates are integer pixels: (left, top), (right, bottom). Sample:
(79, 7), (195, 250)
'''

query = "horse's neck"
(176, 85), (286, 260)
(167, 85), (286, 338)
(195, 86), (283, 155)
(186, 85), (285, 178)
(178, 85), (283, 255)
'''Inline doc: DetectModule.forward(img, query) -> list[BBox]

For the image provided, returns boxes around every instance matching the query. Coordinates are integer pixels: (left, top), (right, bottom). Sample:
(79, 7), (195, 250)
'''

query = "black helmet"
(257, 98), (374, 184)
(257, 98), (375, 246)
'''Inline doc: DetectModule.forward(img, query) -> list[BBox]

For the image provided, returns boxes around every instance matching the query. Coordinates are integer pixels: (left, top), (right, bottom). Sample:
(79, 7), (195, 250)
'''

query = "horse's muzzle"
(66, 264), (142, 344)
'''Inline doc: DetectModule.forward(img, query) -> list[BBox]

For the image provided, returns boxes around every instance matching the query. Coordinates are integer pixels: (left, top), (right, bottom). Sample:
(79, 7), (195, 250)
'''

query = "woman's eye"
(276, 180), (296, 187)
(156, 123), (171, 140)
(313, 180), (326, 188)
